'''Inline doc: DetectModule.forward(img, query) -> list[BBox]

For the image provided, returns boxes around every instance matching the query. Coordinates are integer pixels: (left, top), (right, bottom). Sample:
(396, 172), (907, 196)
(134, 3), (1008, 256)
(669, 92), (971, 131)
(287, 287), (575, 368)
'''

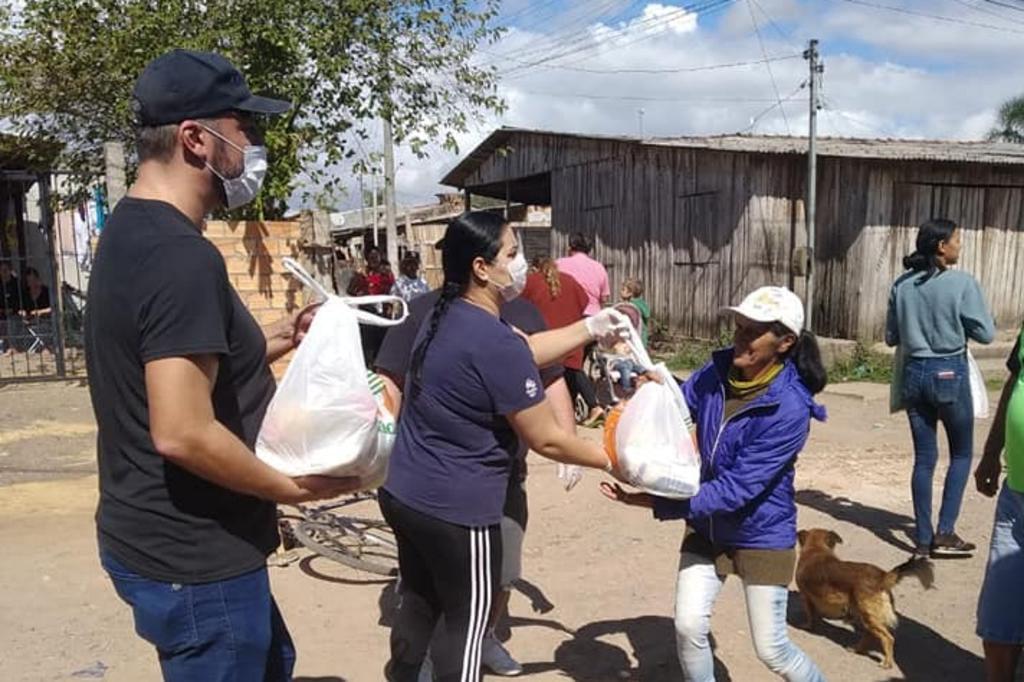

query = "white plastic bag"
(556, 463), (583, 491)
(603, 322), (701, 499)
(968, 349), (989, 420)
(255, 259), (407, 487)
(889, 345), (906, 414)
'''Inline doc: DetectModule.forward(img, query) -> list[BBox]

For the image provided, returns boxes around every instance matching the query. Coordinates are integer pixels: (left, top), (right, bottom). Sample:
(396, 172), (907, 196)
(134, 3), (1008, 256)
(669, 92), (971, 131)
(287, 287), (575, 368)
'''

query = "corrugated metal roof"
(646, 134), (1024, 164)
(441, 127), (1024, 187)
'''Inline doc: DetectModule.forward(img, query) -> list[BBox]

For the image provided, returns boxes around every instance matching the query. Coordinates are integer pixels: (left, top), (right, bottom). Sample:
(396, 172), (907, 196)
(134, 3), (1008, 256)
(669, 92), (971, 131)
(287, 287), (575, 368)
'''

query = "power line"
(948, 0), (1024, 25)
(481, 0), (638, 69)
(983, 0), (1024, 13)
(740, 79), (807, 133)
(834, 0), (1024, 34)
(747, 0), (790, 134)
(498, 53), (800, 76)
(499, 0), (737, 78)
(531, 0), (738, 74)
(511, 89), (793, 102)
(749, 0), (802, 50)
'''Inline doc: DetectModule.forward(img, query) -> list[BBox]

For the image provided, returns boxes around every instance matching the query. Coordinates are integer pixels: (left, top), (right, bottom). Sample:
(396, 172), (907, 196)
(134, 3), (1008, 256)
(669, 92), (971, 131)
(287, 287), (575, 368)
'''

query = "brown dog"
(795, 528), (934, 669)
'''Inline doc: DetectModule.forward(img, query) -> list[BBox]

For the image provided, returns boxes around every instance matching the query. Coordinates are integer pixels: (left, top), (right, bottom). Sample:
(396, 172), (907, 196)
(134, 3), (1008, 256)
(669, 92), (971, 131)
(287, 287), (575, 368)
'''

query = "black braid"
(411, 281), (462, 386)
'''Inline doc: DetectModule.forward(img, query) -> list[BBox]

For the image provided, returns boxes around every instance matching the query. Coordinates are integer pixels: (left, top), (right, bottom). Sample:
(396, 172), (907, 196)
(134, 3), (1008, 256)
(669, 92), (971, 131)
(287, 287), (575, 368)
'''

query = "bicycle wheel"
(293, 516), (399, 577)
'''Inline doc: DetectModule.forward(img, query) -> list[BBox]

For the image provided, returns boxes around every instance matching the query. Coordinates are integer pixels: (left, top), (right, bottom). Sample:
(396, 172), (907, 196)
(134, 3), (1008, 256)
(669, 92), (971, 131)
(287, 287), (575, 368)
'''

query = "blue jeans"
(902, 354), (974, 547)
(674, 552), (825, 682)
(977, 483), (1024, 643)
(100, 549), (295, 682)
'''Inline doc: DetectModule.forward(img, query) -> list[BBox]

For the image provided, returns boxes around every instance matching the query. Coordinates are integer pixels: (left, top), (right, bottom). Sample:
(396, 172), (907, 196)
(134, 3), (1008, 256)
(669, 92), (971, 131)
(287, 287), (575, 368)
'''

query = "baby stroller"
(586, 302), (648, 411)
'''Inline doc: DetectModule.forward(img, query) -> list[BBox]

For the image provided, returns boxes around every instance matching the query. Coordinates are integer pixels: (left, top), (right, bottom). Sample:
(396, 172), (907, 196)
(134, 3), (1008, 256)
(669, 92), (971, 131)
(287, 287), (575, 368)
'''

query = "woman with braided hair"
(378, 211), (628, 682)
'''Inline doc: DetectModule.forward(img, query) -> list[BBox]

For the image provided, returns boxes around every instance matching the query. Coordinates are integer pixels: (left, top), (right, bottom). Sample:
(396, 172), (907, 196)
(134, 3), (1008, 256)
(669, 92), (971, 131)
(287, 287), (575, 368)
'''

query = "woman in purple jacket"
(604, 286), (828, 682)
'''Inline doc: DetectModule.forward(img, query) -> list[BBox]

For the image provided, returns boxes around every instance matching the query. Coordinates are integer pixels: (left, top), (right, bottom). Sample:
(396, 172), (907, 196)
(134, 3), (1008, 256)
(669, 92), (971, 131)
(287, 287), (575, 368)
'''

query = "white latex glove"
(584, 308), (632, 348)
(557, 463), (583, 492)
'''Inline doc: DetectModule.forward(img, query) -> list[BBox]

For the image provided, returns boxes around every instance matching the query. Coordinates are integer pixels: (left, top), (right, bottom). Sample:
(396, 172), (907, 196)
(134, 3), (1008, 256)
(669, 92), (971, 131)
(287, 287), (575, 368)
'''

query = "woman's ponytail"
(410, 281), (460, 385)
(792, 330), (827, 395)
(772, 322), (828, 395)
(903, 218), (957, 282)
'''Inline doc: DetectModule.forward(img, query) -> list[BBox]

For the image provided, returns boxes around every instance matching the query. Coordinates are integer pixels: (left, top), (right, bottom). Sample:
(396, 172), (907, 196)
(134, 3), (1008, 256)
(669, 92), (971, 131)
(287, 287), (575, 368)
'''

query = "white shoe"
(481, 636), (523, 676)
(417, 655), (433, 682)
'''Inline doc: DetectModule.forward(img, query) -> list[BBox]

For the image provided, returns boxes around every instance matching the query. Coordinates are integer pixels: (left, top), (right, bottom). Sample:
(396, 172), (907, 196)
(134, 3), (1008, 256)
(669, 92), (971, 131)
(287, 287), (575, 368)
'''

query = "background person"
(85, 49), (358, 682)
(603, 286), (829, 682)
(391, 252), (430, 303)
(974, 325), (1024, 682)
(556, 232), (609, 316)
(378, 211), (626, 682)
(619, 277), (650, 347)
(886, 218), (995, 559)
(522, 257), (604, 426)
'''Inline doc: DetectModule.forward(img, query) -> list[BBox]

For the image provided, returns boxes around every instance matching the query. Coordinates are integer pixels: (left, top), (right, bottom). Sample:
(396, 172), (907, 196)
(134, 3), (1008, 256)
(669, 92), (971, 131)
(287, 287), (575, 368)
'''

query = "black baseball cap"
(132, 49), (291, 126)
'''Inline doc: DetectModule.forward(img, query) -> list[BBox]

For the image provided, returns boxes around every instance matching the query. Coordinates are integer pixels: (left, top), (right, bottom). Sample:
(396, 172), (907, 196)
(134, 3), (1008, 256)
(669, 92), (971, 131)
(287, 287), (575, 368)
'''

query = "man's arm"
(976, 368), (1018, 497)
(146, 354), (359, 503)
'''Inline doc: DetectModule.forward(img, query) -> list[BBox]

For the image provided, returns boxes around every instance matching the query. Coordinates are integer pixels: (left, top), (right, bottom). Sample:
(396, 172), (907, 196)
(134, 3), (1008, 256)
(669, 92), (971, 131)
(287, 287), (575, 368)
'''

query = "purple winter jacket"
(652, 348), (826, 550)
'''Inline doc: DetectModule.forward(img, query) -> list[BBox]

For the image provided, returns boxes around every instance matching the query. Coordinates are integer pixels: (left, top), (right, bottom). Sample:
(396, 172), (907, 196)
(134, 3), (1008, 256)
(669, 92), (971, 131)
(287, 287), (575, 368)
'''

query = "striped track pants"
(379, 489), (501, 682)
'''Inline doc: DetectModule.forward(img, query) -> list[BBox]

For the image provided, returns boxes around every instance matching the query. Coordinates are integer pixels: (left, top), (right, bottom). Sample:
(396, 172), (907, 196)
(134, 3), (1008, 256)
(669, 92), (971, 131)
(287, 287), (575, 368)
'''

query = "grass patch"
(828, 343), (893, 384)
(663, 339), (719, 373)
(987, 377), (1008, 392)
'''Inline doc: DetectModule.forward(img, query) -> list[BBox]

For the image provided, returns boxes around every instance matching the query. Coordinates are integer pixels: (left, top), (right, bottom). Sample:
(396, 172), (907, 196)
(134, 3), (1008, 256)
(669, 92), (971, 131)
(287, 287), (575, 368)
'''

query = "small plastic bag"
(557, 463), (583, 492)
(967, 349), (989, 419)
(255, 259), (407, 489)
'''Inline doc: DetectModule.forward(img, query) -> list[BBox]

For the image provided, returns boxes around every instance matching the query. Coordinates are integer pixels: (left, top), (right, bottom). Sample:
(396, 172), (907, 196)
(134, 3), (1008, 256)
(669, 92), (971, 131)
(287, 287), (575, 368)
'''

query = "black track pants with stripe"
(379, 489), (501, 682)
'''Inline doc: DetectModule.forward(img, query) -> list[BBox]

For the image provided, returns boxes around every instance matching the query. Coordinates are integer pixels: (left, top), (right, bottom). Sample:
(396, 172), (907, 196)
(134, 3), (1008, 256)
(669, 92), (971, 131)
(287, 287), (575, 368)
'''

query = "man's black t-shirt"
(86, 197), (278, 583)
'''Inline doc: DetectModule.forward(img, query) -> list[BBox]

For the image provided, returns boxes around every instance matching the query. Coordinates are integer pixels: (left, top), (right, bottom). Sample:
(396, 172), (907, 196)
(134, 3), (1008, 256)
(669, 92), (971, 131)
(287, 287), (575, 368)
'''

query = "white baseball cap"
(724, 286), (804, 336)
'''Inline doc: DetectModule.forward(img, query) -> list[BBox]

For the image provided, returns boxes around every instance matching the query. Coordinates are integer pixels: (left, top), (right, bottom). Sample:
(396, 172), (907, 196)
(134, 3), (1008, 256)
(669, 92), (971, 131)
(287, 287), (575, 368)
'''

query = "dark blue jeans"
(902, 354), (974, 547)
(100, 549), (295, 682)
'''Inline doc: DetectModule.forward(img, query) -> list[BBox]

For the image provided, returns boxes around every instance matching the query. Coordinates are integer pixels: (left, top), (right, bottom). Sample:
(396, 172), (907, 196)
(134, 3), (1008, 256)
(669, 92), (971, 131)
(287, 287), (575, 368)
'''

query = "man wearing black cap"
(85, 50), (358, 681)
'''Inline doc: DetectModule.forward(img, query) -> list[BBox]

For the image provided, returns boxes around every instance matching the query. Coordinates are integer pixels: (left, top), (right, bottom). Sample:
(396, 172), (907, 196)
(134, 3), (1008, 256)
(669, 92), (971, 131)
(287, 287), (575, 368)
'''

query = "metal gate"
(0, 171), (103, 382)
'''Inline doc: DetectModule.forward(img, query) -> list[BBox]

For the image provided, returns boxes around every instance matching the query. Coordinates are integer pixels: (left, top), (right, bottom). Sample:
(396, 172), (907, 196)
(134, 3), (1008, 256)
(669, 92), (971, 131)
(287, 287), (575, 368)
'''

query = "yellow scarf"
(728, 362), (783, 398)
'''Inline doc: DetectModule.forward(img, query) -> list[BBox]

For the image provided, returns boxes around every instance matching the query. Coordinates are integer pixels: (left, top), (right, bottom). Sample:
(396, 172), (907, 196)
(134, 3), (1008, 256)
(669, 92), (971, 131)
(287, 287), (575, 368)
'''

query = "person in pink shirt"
(556, 233), (610, 316)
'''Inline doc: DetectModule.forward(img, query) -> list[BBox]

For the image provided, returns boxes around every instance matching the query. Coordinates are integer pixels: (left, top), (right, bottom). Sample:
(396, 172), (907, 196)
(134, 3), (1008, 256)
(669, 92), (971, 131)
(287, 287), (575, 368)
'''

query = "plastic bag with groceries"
(602, 322), (701, 499)
(255, 258), (406, 490)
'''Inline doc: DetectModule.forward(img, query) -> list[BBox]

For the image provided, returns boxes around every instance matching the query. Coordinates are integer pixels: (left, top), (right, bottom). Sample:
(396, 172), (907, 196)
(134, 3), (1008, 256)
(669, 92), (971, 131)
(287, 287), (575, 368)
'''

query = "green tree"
(988, 95), (1024, 144)
(0, 0), (506, 218)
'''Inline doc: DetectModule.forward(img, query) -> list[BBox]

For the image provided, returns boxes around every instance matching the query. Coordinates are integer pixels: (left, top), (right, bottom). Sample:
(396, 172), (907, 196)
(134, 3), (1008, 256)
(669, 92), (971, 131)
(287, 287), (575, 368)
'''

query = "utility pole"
(803, 38), (823, 331)
(359, 171), (367, 238)
(371, 169), (379, 249)
(637, 108), (645, 137)
(383, 117), (399, 269)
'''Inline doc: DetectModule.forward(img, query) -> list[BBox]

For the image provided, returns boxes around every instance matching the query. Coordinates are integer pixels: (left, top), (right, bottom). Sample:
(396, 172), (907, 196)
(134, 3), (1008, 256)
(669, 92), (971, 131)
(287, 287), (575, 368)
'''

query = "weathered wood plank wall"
(461, 131), (1024, 341)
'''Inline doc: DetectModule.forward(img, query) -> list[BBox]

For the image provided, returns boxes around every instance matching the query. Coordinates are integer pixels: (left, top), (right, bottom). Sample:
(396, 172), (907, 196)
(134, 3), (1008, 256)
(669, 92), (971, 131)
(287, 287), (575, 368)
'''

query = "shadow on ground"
(520, 616), (731, 681)
(796, 488), (917, 553)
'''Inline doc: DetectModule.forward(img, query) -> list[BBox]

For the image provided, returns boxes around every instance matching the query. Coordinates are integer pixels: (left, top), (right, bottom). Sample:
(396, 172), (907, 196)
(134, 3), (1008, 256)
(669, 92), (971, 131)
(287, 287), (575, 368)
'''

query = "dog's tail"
(883, 557), (935, 591)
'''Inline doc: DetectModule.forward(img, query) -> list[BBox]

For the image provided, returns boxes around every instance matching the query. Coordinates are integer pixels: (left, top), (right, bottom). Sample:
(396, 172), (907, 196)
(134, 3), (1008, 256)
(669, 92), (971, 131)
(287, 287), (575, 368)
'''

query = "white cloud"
(317, 0), (1024, 210)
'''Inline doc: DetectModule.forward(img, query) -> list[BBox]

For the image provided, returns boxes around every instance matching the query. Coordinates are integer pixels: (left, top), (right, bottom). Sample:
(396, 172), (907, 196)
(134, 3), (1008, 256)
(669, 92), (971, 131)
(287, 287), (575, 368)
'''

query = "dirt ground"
(0, 378), (1010, 681)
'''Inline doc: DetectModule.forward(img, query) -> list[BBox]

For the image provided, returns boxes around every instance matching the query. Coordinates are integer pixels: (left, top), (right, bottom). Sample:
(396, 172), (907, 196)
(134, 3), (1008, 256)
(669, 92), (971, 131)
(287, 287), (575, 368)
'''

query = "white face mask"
(201, 124), (268, 210)
(495, 250), (529, 302)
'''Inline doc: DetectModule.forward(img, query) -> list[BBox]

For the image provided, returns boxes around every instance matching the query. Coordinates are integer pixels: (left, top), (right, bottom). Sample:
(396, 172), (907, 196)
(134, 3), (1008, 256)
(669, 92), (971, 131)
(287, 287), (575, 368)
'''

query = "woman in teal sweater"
(886, 218), (995, 560)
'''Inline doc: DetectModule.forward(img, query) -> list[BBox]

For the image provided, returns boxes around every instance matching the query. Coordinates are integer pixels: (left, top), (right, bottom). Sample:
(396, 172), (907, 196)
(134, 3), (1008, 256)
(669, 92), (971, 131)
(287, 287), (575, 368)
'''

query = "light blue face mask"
(201, 124), (268, 210)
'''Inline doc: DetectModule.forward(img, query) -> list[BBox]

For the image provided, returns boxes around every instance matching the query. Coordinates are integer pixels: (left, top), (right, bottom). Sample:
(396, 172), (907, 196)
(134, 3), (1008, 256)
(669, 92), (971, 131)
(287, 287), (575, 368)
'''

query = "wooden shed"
(441, 127), (1024, 341)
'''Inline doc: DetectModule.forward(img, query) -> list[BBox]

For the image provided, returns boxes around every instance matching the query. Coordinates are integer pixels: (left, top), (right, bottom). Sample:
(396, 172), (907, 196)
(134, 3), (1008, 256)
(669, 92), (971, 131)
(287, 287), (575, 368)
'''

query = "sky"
(322, 0), (1024, 211)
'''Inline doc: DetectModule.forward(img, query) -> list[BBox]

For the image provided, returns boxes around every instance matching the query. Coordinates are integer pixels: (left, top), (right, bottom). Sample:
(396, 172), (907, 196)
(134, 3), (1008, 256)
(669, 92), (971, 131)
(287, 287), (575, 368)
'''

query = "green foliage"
(0, 0), (506, 218)
(660, 328), (733, 373)
(988, 95), (1024, 144)
(828, 343), (893, 384)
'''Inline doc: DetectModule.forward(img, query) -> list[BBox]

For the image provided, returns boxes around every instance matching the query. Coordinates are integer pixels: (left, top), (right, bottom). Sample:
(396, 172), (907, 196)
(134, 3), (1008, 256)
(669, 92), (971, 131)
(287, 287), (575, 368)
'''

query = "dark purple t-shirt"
(382, 299), (545, 527)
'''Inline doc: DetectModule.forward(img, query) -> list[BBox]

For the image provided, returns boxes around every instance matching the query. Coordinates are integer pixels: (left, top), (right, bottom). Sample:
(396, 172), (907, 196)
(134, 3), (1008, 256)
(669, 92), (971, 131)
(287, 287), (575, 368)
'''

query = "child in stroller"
(592, 301), (647, 403)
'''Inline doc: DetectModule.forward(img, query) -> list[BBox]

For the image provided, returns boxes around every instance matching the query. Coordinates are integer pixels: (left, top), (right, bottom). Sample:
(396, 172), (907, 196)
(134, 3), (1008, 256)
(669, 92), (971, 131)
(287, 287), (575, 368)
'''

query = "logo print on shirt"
(525, 378), (538, 399)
